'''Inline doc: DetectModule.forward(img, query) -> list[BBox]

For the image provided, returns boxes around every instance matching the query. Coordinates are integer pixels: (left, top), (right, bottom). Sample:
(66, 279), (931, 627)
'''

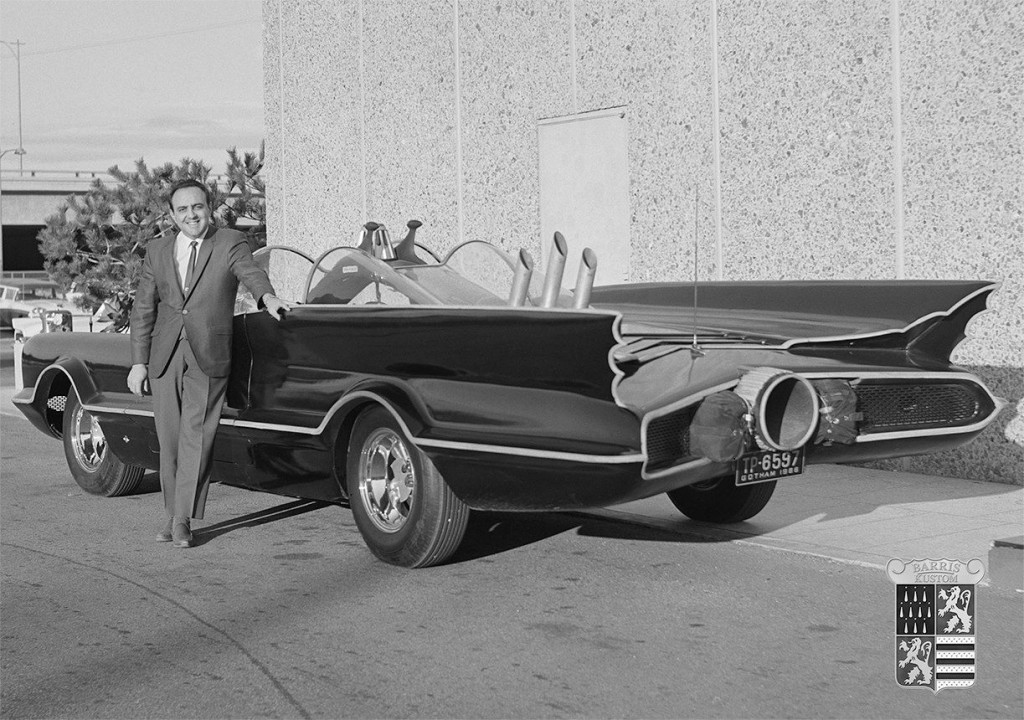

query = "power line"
(21, 19), (259, 58)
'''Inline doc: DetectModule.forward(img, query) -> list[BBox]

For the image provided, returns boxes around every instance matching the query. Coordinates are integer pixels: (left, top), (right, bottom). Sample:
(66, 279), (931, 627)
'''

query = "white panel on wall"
(538, 107), (631, 287)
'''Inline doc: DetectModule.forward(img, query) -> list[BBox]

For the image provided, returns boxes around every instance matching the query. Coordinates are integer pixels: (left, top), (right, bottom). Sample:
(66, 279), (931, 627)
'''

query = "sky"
(0, 0), (263, 173)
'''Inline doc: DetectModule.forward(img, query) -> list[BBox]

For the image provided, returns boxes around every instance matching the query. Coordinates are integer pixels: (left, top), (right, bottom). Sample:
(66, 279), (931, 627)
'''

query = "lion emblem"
(937, 585), (973, 633)
(898, 637), (933, 685)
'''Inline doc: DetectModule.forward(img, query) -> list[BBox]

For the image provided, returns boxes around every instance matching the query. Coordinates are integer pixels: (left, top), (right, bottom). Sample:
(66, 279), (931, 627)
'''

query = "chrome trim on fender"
(642, 456), (716, 482)
(224, 391), (645, 465)
(607, 312), (628, 410)
(14, 364), (81, 406)
(777, 283), (999, 349)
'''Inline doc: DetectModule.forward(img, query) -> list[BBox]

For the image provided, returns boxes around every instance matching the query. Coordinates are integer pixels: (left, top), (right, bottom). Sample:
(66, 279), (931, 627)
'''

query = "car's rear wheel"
(62, 391), (145, 497)
(667, 476), (776, 523)
(346, 406), (469, 568)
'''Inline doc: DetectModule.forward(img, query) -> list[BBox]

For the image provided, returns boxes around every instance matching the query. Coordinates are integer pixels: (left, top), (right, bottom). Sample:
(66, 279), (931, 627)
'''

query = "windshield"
(305, 247), (506, 307)
(303, 242), (571, 308)
(306, 248), (436, 305)
(395, 265), (504, 306)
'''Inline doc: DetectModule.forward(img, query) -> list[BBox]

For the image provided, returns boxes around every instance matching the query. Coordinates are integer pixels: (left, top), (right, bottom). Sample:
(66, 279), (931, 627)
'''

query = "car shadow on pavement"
(191, 499), (336, 546)
(134, 471), (161, 494)
(449, 509), (734, 564)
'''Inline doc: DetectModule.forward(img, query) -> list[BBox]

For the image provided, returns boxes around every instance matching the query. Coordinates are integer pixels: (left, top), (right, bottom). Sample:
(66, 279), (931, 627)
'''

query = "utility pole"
(1, 39), (27, 277)
(1, 39), (27, 175)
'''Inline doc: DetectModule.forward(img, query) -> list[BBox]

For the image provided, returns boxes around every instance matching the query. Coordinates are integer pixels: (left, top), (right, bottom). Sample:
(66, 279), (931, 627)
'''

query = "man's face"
(169, 186), (212, 240)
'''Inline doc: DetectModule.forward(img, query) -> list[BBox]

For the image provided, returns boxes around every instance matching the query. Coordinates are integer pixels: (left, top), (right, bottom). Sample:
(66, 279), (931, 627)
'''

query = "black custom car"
(13, 224), (1004, 567)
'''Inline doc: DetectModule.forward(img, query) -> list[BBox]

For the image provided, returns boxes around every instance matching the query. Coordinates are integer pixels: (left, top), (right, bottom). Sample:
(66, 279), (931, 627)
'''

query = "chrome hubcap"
(358, 428), (415, 533)
(70, 404), (106, 472)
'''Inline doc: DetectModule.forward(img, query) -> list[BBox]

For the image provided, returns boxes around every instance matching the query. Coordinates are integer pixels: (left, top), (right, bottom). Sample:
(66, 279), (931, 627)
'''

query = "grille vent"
(47, 396), (67, 412)
(644, 379), (988, 470)
(857, 382), (983, 433)
(646, 407), (695, 470)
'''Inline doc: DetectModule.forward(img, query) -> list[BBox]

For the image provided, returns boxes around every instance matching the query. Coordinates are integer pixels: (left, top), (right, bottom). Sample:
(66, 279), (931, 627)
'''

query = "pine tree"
(37, 143), (267, 329)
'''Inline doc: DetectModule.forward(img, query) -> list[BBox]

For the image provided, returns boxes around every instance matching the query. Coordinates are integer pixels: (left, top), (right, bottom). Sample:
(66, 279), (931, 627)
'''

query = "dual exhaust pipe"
(690, 367), (842, 463)
(509, 231), (598, 309)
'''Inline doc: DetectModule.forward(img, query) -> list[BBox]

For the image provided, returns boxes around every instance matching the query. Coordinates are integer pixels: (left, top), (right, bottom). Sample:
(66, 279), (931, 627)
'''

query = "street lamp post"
(1, 39), (27, 175)
(1, 38), (27, 277)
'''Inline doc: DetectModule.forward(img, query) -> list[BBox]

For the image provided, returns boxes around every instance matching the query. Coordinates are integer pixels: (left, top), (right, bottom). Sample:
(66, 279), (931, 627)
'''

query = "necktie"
(183, 240), (197, 294)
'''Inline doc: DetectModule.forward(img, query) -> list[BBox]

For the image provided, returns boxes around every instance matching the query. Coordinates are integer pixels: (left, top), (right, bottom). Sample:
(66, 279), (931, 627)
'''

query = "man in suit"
(127, 179), (289, 548)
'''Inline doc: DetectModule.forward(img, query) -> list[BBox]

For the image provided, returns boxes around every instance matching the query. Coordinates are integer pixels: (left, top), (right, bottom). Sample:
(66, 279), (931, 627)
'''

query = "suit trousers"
(150, 334), (228, 520)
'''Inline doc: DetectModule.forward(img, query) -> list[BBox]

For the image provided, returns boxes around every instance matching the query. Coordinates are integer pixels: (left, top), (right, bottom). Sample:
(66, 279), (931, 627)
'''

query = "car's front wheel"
(666, 476), (776, 523)
(346, 406), (469, 567)
(62, 391), (145, 497)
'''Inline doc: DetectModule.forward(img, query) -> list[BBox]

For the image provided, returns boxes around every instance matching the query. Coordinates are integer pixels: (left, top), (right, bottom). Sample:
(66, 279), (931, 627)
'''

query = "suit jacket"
(130, 227), (275, 378)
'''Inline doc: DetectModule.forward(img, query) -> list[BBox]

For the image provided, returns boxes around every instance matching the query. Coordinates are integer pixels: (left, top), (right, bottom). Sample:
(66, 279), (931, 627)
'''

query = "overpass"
(0, 168), (243, 281)
(0, 168), (114, 278)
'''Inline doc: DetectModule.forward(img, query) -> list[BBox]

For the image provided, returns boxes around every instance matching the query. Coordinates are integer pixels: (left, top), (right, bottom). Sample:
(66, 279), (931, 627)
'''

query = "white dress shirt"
(175, 231), (204, 290)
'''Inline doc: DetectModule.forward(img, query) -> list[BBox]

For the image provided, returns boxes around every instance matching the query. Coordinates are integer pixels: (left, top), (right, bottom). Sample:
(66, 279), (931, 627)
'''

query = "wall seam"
(359, 0), (367, 223)
(891, 0), (905, 279)
(709, 0), (724, 280)
(454, 0), (464, 246)
(277, 0), (286, 241)
(570, 0), (578, 113)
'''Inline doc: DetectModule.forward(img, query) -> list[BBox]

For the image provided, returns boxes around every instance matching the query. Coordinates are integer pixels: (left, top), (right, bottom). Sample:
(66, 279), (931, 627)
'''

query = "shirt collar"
(176, 230), (205, 248)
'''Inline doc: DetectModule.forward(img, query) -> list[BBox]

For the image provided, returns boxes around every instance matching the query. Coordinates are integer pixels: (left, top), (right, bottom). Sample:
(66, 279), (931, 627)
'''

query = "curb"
(988, 535), (1024, 593)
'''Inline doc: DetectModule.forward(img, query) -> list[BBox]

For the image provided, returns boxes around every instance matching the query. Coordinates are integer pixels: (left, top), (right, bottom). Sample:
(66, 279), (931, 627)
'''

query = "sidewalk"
(601, 465), (1023, 589)
(3, 384), (1021, 588)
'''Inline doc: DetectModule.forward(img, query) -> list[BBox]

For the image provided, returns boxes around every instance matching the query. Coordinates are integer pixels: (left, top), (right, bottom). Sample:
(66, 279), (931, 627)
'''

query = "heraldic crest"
(887, 558), (984, 692)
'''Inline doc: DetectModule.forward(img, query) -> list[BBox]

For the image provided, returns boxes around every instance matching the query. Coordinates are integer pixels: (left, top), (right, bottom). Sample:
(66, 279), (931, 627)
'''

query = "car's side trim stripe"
(222, 391), (645, 464)
(415, 437), (644, 464)
(641, 456), (716, 481)
(19, 375), (645, 466)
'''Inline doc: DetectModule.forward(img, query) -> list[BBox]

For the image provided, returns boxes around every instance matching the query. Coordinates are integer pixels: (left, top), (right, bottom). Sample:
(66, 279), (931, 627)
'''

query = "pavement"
(2, 381), (1021, 591)
(606, 466), (1023, 591)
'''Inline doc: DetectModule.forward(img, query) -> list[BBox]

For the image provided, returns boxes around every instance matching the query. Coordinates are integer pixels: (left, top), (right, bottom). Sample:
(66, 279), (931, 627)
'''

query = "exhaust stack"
(540, 231), (568, 308)
(734, 367), (820, 451)
(508, 249), (535, 307)
(572, 248), (598, 309)
(371, 225), (396, 260)
(356, 222), (380, 253)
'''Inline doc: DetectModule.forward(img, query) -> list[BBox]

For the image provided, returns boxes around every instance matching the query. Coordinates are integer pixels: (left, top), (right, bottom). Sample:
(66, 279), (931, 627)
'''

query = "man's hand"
(127, 364), (149, 396)
(261, 294), (292, 321)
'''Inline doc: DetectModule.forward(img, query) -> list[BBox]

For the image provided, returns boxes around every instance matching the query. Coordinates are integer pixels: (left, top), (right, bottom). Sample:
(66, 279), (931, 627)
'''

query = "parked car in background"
(1, 280), (73, 327)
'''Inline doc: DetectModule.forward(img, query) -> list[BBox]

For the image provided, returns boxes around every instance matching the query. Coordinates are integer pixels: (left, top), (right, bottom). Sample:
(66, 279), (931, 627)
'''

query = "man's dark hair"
(166, 178), (213, 209)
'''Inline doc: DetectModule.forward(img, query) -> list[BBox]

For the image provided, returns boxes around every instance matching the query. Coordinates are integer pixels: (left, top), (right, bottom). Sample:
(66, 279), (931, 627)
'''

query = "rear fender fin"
(906, 283), (997, 364)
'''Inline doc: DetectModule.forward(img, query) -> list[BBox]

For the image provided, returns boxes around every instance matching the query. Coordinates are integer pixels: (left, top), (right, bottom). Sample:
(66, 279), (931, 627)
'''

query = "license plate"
(735, 447), (805, 486)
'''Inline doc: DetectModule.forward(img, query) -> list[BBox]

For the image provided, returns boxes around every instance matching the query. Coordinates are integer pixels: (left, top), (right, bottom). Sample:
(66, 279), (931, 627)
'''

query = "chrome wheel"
(61, 391), (144, 497)
(69, 402), (106, 472)
(357, 427), (415, 533)
(346, 406), (469, 567)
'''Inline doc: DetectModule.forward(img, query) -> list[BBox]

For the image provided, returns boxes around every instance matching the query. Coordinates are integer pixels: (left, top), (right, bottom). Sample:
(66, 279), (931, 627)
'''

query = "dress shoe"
(156, 516), (174, 543)
(172, 519), (193, 548)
